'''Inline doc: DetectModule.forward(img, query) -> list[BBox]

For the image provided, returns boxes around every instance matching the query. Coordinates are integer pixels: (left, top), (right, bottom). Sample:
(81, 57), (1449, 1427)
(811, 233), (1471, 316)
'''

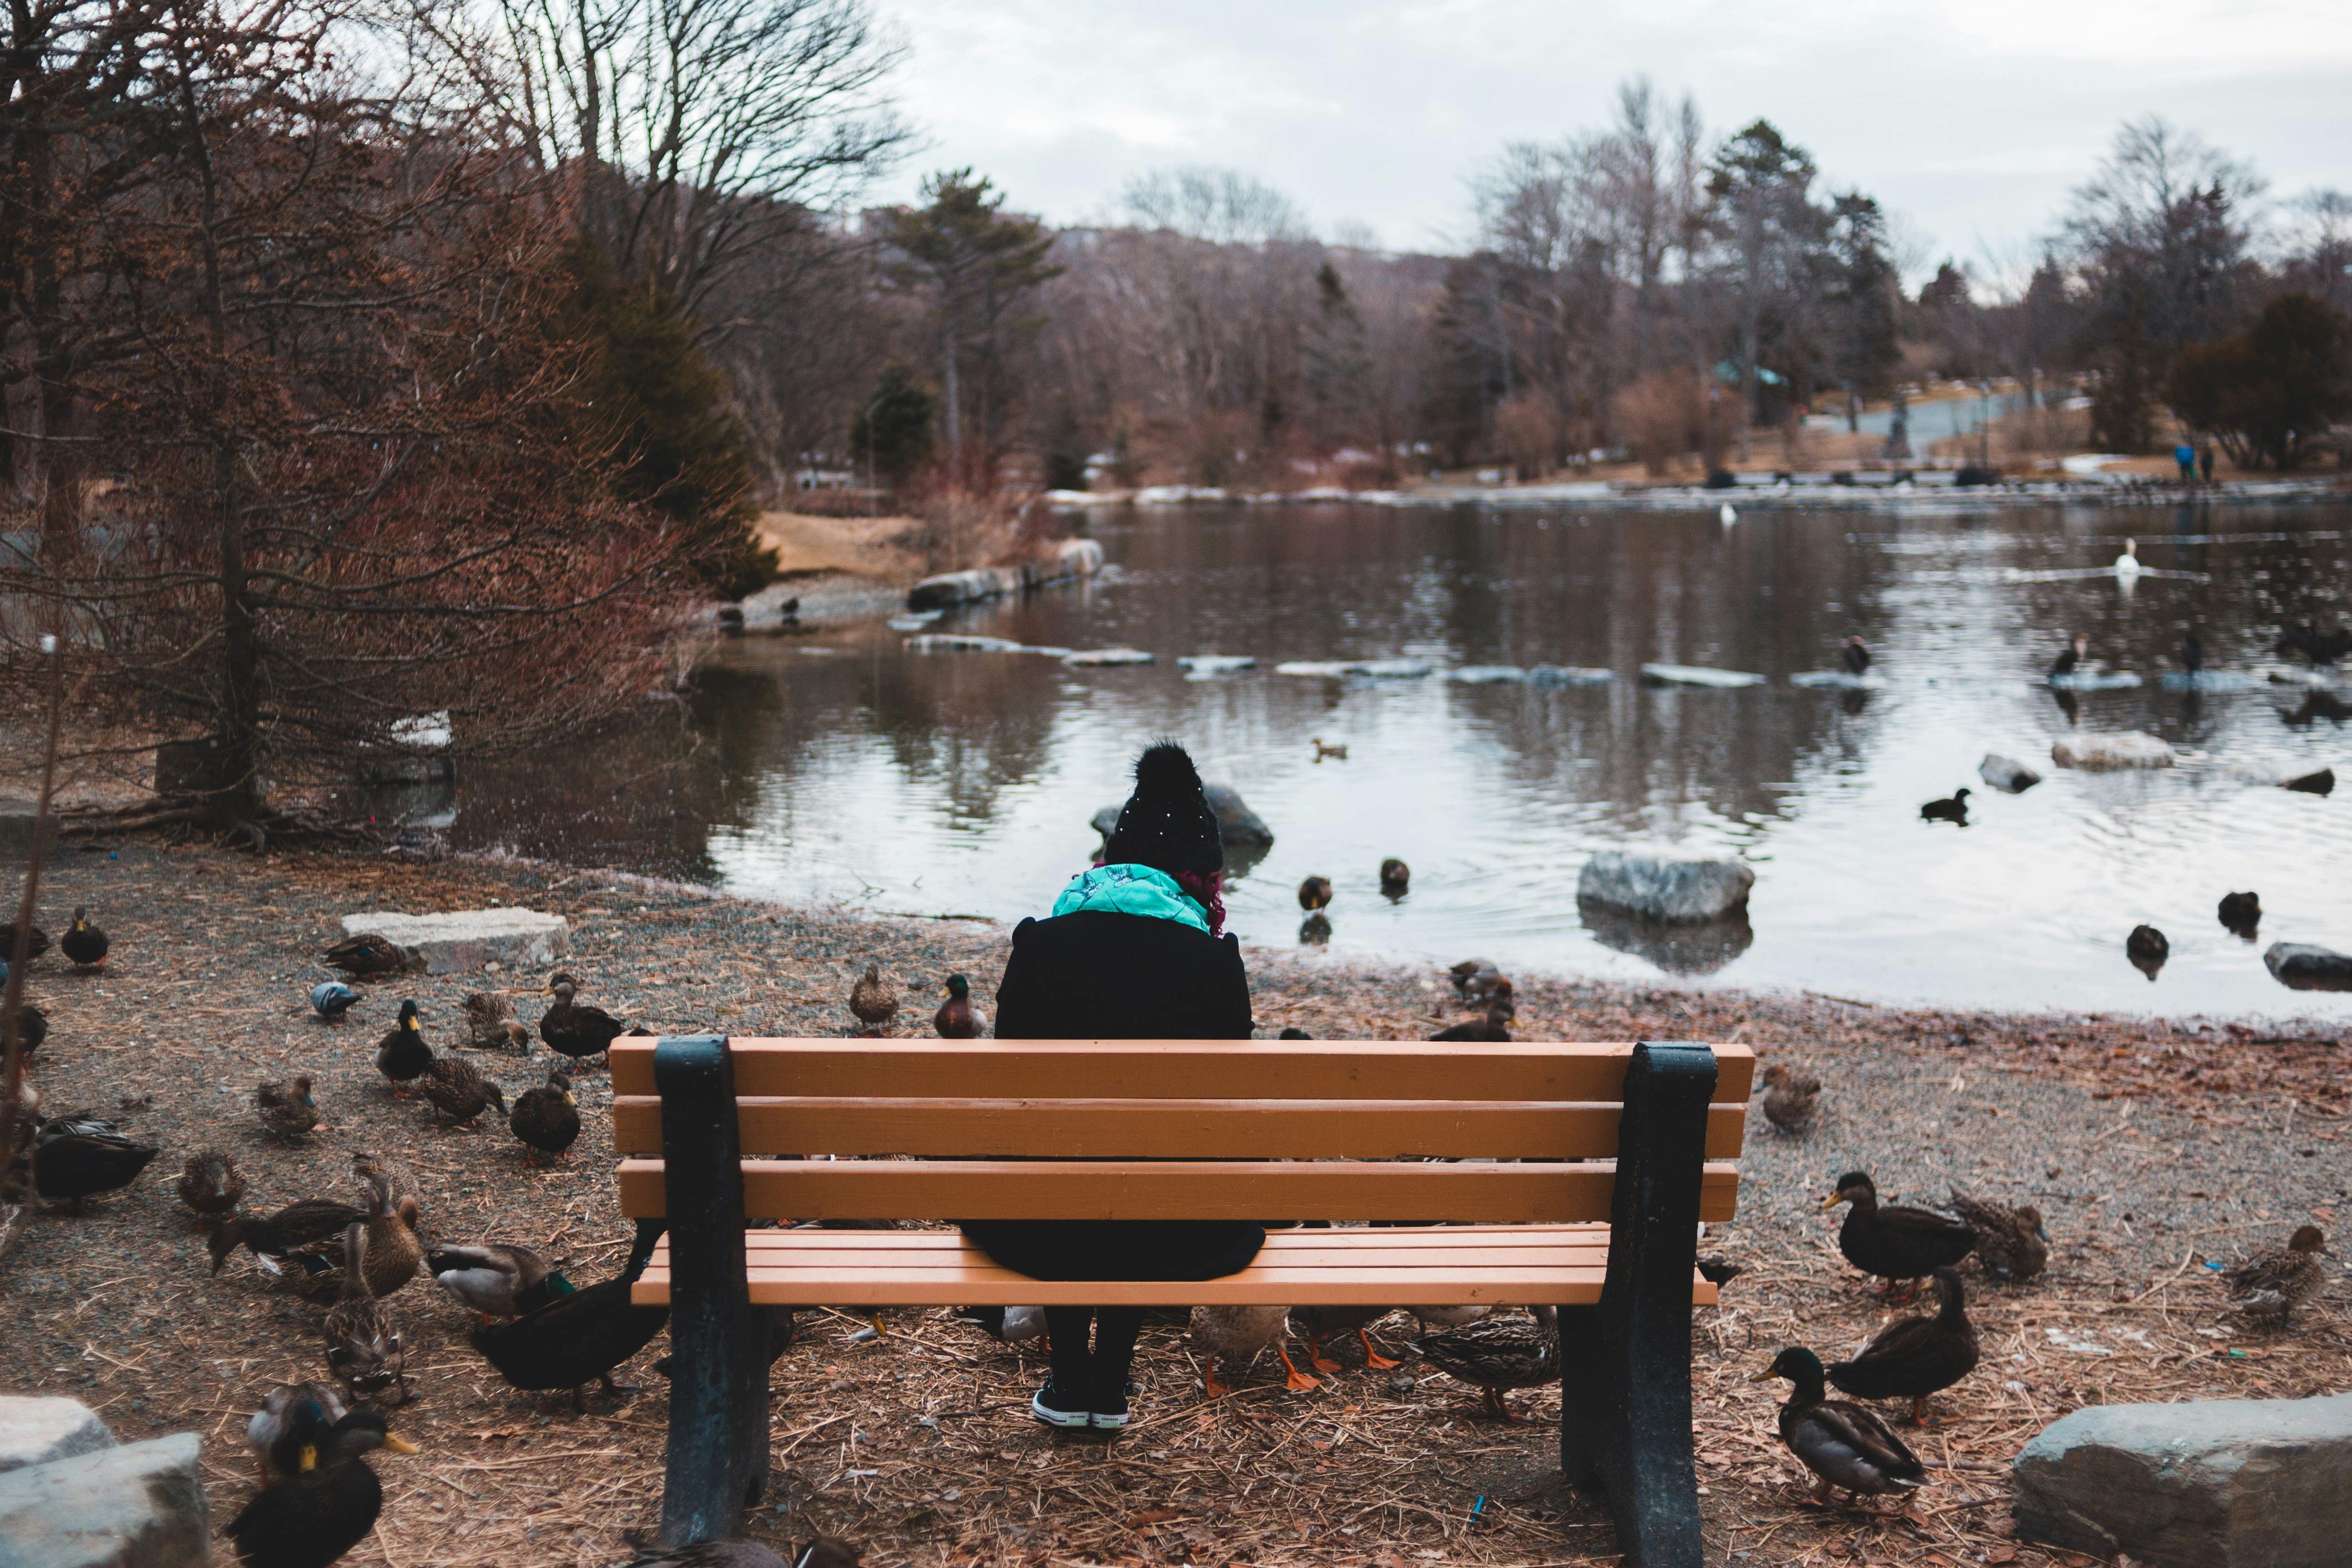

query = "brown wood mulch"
(0, 840), (2344, 1568)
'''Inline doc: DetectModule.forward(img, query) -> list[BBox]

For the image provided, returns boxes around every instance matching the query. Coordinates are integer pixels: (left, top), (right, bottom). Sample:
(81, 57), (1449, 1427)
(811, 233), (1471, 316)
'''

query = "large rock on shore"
(1576, 849), (1754, 924)
(2012, 1393), (2352, 1567)
(0, 1398), (114, 1476)
(339, 908), (569, 974)
(0, 1430), (209, 1568)
(2051, 731), (2177, 770)
(2264, 943), (2352, 992)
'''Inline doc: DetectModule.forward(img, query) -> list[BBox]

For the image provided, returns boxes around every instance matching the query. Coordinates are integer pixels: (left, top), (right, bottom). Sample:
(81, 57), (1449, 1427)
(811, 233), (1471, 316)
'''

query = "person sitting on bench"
(958, 740), (1263, 1433)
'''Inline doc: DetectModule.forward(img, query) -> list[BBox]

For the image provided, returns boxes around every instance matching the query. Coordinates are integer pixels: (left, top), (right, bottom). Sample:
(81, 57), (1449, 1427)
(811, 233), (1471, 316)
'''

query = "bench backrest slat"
(609, 1039), (1756, 1105)
(609, 1096), (1750, 1161)
(617, 1157), (1742, 1224)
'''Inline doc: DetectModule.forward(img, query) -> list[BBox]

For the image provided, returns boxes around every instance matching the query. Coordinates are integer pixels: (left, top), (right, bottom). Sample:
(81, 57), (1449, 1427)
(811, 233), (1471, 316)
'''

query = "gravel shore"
(1, 840), (2344, 1568)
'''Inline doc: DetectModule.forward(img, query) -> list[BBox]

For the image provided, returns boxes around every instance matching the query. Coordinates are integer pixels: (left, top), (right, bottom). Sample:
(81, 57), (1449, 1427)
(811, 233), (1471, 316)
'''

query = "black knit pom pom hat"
(1103, 741), (1223, 878)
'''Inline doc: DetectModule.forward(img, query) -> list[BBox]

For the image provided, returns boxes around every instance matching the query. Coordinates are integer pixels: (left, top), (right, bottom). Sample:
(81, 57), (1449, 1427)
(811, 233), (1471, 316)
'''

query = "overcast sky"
(871, 0), (2352, 288)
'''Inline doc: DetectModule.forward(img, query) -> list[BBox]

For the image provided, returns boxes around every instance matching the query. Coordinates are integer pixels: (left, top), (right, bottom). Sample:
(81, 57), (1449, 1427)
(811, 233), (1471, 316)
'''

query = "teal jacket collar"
(1050, 863), (1210, 935)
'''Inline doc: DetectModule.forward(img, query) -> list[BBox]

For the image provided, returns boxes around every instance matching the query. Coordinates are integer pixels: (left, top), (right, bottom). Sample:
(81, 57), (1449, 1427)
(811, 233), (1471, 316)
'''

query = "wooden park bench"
(611, 1037), (1753, 1568)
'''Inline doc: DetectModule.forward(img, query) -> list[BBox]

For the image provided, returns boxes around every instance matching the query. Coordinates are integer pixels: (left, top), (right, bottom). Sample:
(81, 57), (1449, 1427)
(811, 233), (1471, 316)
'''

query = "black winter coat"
(958, 909), (1264, 1282)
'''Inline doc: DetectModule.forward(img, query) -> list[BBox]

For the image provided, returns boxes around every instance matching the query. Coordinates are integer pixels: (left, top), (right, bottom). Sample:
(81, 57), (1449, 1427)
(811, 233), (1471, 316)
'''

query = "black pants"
(1044, 1306), (1144, 1408)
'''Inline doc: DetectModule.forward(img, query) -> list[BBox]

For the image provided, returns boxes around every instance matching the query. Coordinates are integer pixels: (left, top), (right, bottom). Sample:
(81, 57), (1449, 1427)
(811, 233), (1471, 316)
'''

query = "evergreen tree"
(1303, 261), (1373, 445)
(559, 238), (773, 600)
(849, 361), (937, 487)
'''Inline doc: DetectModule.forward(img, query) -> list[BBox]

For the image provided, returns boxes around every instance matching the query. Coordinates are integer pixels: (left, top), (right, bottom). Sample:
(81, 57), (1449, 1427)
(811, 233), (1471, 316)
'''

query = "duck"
(429, 1242), (573, 1321)
(245, 1383), (348, 1486)
(1447, 957), (1507, 1004)
(462, 991), (524, 1050)
(323, 932), (416, 978)
(211, 1198), (369, 1278)
(1841, 636), (1871, 677)
(286, 1173), (422, 1302)
(2126, 924), (2169, 977)
(309, 981), (360, 1023)
(509, 1065), (581, 1164)
(0, 920), (51, 959)
(623, 1540), (862, 1568)
(7, 999), (45, 1058)
(932, 973), (983, 1038)
(2276, 624), (2352, 666)
(2048, 632), (2090, 679)
(1379, 858), (1410, 895)
(1755, 1347), (1927, 1507)
(1312, 738), (1347, 762)
(846, 965), (898, 1036)
(2224, 1225), (2330, 1325)
(58, 908), (108, 969)
(1290, 1305), (1402, 1373)
(176, 1150), (247, 1229)
(1430, 998), (1513, 1042)
(416, 1053), (508, 1128)
(541, 973), (626, 1064)
(322, 1223), (409, 1406)
(1297, 876), (1333, 911)
(224, 1406), (418, 1568)
(2218, 890), (2261, 937)
(1919, 787), (1970, 825)
(1410, 1306), (1559, 1421)
(1410, 1304), (1495, 1335)
(956, 1304), (1048, 1352)
(1947, 1190), (2050, 1282)
(469, 1218), (670, 1412)
(1759, 1061), (1820, 1133)
(255, 1077), (321, 1140)
(1191, 1305), (1317, 1396)
(20, 1114), (159, 1209)
(1825, 1266), (1979, 1424)
(374, 1001), (432, 1095)
(1719, 502), (1737, 527)
(1823, 1172), (1975, 1296)
(349, 1153), (422, 1213)
(2113, 538), (2142, 578)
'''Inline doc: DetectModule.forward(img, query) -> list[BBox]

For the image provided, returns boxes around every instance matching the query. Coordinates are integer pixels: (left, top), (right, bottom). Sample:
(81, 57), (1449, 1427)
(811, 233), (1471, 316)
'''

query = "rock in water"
(2050, 731), (2177, 771)
(2264, 943), (2352, 992)
(1979, 753), (2043, 793)
(1576, 849), (1754, 924)
(1092, 784), (1272, 849)
(2012, 1393), (2352, 1568)
(0, 1431), (209, 1568)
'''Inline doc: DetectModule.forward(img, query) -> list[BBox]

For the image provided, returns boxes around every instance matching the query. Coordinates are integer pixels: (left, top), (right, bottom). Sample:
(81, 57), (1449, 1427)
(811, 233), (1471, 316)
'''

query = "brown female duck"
(322, 1223), (408, 1405)
(1948, 1189), (2050, 1282)
(1410, 1306), (1559, 1421)
(508, 1065), (579, 1163)
(175, 1150), (247, 1229)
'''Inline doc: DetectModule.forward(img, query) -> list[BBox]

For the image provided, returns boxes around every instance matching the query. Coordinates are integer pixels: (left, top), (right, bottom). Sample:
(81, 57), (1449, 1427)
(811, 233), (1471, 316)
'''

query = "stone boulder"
(0, 1398), (114, 1476)
(1090, 784), (1272, 850)
(0, 1432), (209, 1568)
(2264, 943), (2352, 992)
(339, 908), (569, 975)
(2051, 731), (2177, 770)
(1577, 849), (1754, 924)
(1980, 753), (2043, 794)
(2012, 1393), (2352, 1567)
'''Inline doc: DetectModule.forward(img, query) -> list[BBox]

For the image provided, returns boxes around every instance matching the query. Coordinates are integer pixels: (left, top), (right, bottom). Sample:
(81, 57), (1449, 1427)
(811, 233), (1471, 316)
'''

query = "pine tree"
(848, 362), (937, 487)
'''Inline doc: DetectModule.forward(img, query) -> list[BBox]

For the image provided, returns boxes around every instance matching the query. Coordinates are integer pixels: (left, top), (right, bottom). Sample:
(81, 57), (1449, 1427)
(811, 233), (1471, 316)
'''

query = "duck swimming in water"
(2113, 538), (2142, 578)
(2049, 632), (2090, 678)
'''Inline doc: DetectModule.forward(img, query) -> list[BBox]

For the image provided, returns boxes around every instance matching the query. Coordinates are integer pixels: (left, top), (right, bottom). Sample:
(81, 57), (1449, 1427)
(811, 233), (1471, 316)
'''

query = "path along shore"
(1, 841), (2345, 1567)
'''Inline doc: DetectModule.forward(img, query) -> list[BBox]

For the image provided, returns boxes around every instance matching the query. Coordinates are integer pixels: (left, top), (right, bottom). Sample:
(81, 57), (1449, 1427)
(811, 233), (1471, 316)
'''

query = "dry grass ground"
(755, 512), (926, 582)
(1, 843), (2344, 1568)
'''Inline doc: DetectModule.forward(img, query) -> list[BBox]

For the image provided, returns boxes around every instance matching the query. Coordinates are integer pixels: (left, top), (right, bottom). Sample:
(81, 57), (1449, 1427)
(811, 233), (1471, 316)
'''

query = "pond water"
(453, 499), (2352, 1018)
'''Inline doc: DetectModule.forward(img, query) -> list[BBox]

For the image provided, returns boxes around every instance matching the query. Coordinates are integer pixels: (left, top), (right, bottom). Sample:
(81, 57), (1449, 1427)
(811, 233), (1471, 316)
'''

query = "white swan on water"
(2113, 538), (2143, 578)
(1719, 503), (1738, 527)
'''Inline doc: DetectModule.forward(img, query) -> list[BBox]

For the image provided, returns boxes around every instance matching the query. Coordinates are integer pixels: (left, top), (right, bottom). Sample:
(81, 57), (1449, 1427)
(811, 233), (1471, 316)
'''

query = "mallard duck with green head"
(245, 1382), (348, 1486)
(1756, 1347), (1927, 1507)
(428, 1241), (573, 1322)
(224, 1405), (417, 1568)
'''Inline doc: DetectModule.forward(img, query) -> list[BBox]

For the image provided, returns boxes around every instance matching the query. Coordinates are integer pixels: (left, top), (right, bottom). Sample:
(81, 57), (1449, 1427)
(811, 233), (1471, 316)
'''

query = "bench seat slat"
(609, 1039), (1757, 1106)
(734, 1223), (1616, 1254)
(627, 1228), (1719, 1308)
(609, 1097), (1748, 1161)
(617, 1158), (1741, 1224)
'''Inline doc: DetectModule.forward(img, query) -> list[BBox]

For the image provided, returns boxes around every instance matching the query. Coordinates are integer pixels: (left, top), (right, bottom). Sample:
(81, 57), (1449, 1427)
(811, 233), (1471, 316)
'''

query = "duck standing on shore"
(322, 1223), (409, 1405)
(463, 991), (525, 1051)
(244, 1383), (348, 1487)
(429, 1242), (572, 1322)
(1823, 1172), (1975, 1297)
(1192, 1305), (1317, 1397)
(416, 1053), (507, 1129)
(2224, 1225), (2329, 1325)
(59, 908), (108, 969)
(1756, 1347), (1926, 1507)
(224, 1406), (417, 1568)
(324, 932), (416, 979)
(933, 973), (983, 1038)
(255, 1077), (321, 1140)
(467, 1218), (670, 1413)
(847, 965), (899, 1036)
(1759, 1061), (1820, 1133)
(1947, 1190), (2050, 1283)
(374, 1002), (431, 1096)
(509, 1065), (580, 1163)
(1410, 1306), (1559, 1422)
(1826, 1266), (1979, 1424)
(176, 1151), (247, 1229)
(540, 974), (626, 1065)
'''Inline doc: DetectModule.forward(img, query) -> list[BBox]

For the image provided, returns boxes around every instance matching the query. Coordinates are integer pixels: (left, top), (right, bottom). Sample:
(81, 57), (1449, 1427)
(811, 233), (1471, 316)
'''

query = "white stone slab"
(1641, 663), (1765, 688)
(340, 909), (569, 974)
(0, 1433), (208, 1568)
(0, 1399), (113, 1476)
(2051, 731), (2177, 770)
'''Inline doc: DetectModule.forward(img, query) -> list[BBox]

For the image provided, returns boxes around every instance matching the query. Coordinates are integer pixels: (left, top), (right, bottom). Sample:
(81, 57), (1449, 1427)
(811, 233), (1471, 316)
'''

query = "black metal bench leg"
(657, 1035), (770, 1546)
(1560, 1041), (1718, 1568)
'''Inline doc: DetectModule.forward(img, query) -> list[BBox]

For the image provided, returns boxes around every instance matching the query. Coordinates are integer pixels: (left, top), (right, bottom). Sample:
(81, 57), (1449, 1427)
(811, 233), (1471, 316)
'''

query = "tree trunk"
(942, 325), (961, 461)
